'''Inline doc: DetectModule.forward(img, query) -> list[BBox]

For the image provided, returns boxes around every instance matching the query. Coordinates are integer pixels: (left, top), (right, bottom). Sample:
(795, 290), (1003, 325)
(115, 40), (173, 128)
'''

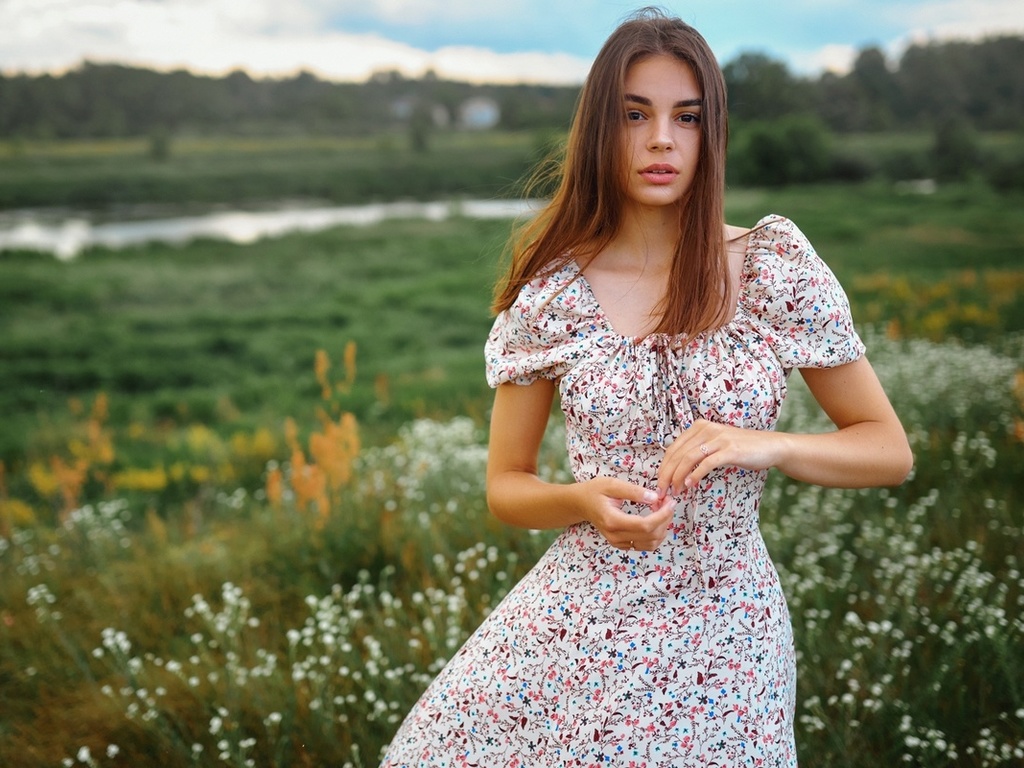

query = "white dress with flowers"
(380, 215), (864, 768)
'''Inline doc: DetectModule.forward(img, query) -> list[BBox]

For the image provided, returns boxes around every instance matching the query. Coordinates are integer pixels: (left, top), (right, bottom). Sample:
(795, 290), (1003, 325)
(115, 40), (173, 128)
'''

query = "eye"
(677, 112), (701, 124)
(626, 109), (645, 121)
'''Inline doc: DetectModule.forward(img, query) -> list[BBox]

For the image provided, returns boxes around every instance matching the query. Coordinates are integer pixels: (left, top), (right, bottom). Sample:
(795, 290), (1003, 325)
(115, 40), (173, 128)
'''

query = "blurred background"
(1, 2), (1023, 766)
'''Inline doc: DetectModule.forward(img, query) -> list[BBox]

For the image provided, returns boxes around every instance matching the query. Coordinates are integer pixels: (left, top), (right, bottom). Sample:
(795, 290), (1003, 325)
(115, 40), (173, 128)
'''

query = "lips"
(639, 164), (679, 184)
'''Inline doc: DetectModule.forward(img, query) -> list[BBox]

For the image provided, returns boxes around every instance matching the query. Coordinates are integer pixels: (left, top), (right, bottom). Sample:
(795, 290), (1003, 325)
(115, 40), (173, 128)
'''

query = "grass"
(0, 215), (511, 476)
(0, 333), (1021, 767)
(0, 132), (544, 209)
(2, 129), (1021, 210)
(1, 180), (1023, 766)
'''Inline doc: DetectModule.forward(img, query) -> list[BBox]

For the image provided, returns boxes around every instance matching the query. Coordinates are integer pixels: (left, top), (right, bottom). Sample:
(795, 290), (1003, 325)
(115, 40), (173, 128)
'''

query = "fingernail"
(642, 490), (657, 504)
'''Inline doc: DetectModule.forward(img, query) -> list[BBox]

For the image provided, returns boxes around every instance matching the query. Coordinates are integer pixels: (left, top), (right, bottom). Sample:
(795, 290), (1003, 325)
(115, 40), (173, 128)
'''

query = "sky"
(2, 0), (1023, 85)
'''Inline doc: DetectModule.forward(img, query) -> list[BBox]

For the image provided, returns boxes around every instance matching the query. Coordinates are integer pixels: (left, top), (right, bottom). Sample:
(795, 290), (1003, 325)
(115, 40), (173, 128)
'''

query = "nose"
(647, 118), (673, 151)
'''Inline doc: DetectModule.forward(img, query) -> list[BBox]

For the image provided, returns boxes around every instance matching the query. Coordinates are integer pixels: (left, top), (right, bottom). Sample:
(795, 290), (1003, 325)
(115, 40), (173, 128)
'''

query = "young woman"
(381, 9), (912, 767)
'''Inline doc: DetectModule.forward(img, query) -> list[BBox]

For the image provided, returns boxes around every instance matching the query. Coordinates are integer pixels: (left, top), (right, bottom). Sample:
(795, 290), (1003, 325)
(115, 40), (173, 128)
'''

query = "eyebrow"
(624, 94), (703, 108)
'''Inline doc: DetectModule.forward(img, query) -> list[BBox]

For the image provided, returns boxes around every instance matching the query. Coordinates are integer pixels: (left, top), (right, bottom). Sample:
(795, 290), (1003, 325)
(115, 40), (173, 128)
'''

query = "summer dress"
(380, 215), (864, 768)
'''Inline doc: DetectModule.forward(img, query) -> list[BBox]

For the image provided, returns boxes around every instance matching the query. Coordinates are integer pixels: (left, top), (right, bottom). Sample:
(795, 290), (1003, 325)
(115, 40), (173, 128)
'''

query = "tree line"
(0, 35), (1022, 141)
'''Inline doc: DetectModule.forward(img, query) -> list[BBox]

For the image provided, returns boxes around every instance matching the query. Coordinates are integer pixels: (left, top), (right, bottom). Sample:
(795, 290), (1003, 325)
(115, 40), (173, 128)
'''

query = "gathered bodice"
(486, 214), (864, 498)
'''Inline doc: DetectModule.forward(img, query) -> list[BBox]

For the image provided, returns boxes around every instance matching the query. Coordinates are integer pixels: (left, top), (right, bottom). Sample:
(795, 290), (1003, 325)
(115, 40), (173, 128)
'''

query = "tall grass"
(0, 330), (1021, 767)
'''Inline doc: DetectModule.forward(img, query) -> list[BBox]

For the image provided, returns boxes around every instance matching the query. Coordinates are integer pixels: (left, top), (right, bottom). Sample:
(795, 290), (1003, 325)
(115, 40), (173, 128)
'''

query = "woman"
(381, 9), (912, 767)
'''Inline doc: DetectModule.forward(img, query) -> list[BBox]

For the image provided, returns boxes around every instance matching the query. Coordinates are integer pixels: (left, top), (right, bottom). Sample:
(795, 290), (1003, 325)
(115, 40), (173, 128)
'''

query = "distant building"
(458, 97), (500, 130)
(390, 97), (415, 121)
(431, 104), (451, 128)
(391, 98), (451, 128)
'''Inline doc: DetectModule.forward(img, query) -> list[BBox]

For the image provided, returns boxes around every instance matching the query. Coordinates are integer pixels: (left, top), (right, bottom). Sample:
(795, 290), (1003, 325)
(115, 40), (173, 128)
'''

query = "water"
(0, 198), (543, 261)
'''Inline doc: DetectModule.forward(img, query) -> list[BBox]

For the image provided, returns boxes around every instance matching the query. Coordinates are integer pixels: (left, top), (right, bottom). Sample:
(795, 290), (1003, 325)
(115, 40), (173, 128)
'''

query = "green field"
(1, 129), (1021, 209)
(1, 173), (1023, 766)
(2, 181), (1021, 467)
(0, 132), (546, 209)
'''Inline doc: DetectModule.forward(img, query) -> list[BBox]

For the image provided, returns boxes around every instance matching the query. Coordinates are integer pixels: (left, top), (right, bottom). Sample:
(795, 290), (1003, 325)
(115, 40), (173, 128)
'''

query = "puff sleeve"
(484, 264), (590, 387)
(743, 215), (865, 370)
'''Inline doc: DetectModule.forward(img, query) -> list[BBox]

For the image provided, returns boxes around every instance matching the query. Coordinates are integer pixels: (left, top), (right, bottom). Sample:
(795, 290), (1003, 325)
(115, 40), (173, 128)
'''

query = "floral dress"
(380, 215), (865, 767)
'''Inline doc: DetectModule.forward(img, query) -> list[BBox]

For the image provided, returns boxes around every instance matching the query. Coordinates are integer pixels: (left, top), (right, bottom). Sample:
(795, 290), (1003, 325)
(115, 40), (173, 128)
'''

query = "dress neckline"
(568, 217), (769, 343)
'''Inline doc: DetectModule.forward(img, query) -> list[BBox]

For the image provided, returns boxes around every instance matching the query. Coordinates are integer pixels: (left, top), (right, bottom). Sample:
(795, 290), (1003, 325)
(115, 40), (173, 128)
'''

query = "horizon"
(2, 0), (1023, 86)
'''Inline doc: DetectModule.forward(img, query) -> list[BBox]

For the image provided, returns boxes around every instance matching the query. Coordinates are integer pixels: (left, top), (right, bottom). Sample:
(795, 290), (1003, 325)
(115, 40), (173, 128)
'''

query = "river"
(0, 198), (543, 261)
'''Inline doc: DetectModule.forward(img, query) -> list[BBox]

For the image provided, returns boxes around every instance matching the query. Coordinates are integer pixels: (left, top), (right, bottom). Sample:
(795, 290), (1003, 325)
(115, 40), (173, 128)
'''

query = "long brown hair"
(492, 7), (730, 337)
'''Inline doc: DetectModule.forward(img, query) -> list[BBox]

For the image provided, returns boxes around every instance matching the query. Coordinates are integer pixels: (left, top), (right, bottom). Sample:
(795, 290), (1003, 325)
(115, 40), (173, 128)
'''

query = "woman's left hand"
(656, 419), (782, 496)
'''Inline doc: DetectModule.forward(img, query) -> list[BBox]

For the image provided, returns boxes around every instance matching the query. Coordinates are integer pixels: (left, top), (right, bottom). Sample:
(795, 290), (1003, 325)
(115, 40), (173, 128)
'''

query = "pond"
(0, 198), (543, 260)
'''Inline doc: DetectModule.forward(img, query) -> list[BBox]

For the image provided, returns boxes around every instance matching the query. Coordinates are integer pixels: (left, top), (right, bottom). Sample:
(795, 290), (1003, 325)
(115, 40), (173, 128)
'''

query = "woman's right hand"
(577, 477), (677, 551)
(487, 381), (676, 549)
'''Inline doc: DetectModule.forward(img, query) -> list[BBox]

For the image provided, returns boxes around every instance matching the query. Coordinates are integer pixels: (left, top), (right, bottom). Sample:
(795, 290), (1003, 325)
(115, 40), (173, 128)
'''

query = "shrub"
(730, 115), (834, 186)
(931, 117), (980, 182)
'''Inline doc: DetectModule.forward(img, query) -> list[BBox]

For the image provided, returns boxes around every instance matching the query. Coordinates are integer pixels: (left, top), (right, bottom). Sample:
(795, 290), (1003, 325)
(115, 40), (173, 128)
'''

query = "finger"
(605, 495), (675, 531)
(657, 435), (708, 493)
(599, 478), (662, 507)
(657, 447), (703, 494)
(647, 495), (677, 522)
(622, 507), (675, 551)
(605, 496), (675, 544)
(683, 454), (719, 488)
(661, 446), (718, 493)
(632, 497), (677, 536)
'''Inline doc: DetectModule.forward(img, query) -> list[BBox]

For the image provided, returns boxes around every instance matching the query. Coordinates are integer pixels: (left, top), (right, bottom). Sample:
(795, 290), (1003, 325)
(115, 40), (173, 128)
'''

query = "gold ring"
(629, 540), (634, 549)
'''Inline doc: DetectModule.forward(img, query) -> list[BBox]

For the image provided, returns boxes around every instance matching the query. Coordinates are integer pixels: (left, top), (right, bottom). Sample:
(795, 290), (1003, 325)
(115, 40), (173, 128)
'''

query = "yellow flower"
(112, 466), (168, 492)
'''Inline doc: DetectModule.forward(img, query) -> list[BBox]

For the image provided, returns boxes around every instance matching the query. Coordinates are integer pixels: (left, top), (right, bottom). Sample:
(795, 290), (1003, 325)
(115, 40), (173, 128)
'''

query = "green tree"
(723, 53), (811, 121)
(849, 46), (897, 130)
(931, 116), (979, 181)
(731, 116), (833, 186)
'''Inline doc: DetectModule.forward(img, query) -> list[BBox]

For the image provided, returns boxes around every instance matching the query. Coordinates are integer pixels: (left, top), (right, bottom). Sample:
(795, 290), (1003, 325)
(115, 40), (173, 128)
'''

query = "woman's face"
(619, 54), (703, 213)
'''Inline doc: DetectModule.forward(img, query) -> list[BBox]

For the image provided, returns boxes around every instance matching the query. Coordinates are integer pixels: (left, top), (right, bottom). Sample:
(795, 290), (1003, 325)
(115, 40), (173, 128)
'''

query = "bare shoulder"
(723, 223), (752, 262)
(724, 223), (751, 243)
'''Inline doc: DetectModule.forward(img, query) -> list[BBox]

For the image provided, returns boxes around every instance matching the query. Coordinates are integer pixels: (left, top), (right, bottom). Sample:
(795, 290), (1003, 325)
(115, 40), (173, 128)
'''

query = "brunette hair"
(492, 7), (730, 337)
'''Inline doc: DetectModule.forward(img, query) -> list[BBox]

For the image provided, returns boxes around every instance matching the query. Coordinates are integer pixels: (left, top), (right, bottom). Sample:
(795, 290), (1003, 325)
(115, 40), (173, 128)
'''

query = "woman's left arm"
(657, 356), (913, 494)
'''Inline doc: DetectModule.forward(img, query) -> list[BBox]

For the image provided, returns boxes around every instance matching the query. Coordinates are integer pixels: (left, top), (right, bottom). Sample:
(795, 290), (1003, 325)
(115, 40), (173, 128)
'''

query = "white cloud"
(2, 0), (1023, 84)
(0, 0), (588, 82)
(783, 0), (1024, 77)
(333, 0), (534, 26)
(898, 0), (1024, 41)
(789, 43), (860, 75)
(875, 0), (1024, 71)
(429, 47), (591, 85)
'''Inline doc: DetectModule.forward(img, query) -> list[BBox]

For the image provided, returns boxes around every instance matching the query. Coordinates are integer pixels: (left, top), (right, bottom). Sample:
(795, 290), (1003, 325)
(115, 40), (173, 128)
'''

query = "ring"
(699, 443), (709, 456)
(629, 540), (634, 549)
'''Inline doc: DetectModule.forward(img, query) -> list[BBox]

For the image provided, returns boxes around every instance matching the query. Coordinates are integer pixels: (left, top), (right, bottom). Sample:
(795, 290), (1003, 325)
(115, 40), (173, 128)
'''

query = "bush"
(730, 115), (834, 186)
(986, 153), (1024, 192)
(931, 117), (979, 182)
(878, 147), (932, 181)
(828, 150), (875, 183)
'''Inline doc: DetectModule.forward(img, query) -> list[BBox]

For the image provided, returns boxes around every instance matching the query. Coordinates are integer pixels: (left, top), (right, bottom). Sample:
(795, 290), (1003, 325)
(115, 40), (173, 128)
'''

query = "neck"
(607, 203), (681, 268)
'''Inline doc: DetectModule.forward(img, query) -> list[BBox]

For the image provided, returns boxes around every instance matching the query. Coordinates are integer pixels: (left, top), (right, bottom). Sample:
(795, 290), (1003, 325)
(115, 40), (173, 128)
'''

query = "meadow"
(0, 132), (545, 210)
(1, 178), (1023, 767)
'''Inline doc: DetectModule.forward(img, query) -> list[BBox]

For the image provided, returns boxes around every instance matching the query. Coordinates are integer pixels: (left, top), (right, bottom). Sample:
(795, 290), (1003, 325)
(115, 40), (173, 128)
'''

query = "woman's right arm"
(485, 380), (676, 550)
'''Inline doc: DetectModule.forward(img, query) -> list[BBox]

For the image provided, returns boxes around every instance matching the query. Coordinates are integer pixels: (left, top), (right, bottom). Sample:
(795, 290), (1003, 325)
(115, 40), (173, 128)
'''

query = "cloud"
(428, 47), (591, 85)
(788, 44), (860, 75)
(866, 0), (1024, 68)
(1, 0), (1022, 84)
(756, 0), (1024, 76)
(0, 0), (592, 82)
(326, 0), (535, 27)
(897, 0), (1024, 41)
